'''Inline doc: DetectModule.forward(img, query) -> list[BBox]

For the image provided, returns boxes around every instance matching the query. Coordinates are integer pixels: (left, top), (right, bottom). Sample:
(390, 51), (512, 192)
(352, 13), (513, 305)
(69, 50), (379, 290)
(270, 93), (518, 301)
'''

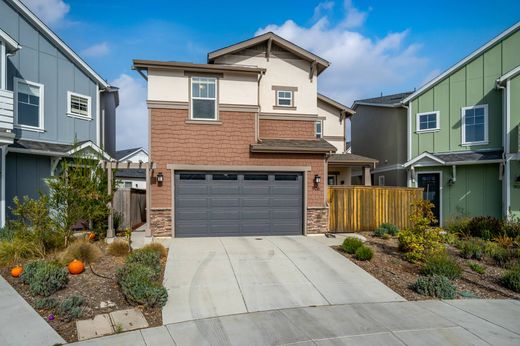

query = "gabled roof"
(317, 93), (355, 117)
(115, 147), (149, 161)
(7, 0), (109, 88)
(403, 150), (503, 168)
(8, 139), (112, 160)
(207, 32), (330, 75)
(403, 21), (520, 104)
(352, 92), (413, 109)
(0, 27), (21, 53)
(498, 64), (520, 84)
(328, 153), (378, 168)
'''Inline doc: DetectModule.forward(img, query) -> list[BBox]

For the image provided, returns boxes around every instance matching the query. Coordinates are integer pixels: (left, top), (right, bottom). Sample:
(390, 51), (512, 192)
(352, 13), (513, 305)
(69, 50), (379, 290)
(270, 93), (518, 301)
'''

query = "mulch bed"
(334, 232), (520, 301)
(0, 242), (166, 343)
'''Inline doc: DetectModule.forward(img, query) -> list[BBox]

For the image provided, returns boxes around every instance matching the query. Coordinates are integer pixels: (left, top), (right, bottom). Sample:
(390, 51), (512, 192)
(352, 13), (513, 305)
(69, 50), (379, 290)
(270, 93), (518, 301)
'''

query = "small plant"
(57, 295), (86, 322)
(493, 235), (513, 248)
(60, 240), (101, 265)
(380, 223), (399, 236)
(410, 275), (456, 299)
(126, 248), (161, 277)
(107, 239), (130, 257)
(490, 246), (511, 267)
(116, 263), (167, 308)
(141, 243), (168, 258)
(468, 262), (485, 275)
(355, 246), (373, 261)
(420, 254), (462, 280)
(115, 323), (124, 334)
(373, 227), (387, 238)
(444, 217), (471, 238)
(458, 239), (484, 260)
(20, 260), (69, 297)
(500, 265), (520, 293)
(468, 216), (501, 240)
(342, 237), (364, 254)
(35, 297), (59, 310)
(0, 238), (42, 266)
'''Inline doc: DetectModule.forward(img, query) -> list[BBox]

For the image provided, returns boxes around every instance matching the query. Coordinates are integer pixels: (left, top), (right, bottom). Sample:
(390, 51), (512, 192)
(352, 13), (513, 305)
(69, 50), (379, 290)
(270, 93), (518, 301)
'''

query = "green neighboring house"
(402, 21), (520, 225)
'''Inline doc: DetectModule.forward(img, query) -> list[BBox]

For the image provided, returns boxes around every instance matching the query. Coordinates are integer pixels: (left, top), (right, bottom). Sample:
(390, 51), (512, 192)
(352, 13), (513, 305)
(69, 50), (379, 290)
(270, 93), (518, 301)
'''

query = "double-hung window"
(276, 90), (293, 107)
(416, 111), (439, 132)
(15, 78), (44, 130)
(462, 105), (488, 145)
(67, 91), (91, 119)
(315, 120), (322, 138)
(191, 77), (217, 120)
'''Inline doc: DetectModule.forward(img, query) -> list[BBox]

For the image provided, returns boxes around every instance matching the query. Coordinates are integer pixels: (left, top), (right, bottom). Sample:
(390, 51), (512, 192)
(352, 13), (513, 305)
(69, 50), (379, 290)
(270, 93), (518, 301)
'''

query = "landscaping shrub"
(420, 254), (462, 280)
(410, 275), (457, 299)
(342, 237), (364, 254)
(0, 237), (42, 266)
(107, 239), (130, 257)
(116, 263), (167, 308)
(141, 243), (168, 258)
(444, 217), (471, 238)
(468, 262), (486, 275)
(35, 297), (59, 310)
(20, 260), (68, 297)
(490, 246), (511, 267)
(380, 223), (399, 236)
(60, 240), (101, 265)
(501, 215), (520, 238)
(355, 246), (373, 261)
(126, 248), (161, 277)
(500, 265), (520, 293)
(57, 295), (86, 321)
(467, 216), (501, 240)
(373, 227), (387, 238)
(458, 239), (484, 260)
(493, 235), (514, 248)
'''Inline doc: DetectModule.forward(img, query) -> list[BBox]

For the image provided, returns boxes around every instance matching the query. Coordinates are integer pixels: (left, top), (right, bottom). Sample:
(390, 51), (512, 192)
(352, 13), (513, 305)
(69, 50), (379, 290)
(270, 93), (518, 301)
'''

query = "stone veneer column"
(150, 208), (171, 237)
(306, 207), (329, 234)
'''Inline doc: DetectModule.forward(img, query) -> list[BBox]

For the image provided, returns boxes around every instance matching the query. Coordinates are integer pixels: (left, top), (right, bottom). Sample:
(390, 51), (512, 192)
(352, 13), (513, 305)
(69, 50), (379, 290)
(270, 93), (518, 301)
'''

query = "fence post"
(145, 162), (152, 238)
(107, 161), (114, 239)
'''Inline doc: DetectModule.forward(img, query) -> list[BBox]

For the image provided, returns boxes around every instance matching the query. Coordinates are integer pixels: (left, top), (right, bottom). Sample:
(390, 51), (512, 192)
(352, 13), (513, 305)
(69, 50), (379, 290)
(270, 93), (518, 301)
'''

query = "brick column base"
(150, 209), (171, 237)
(307, 208), (329, 234)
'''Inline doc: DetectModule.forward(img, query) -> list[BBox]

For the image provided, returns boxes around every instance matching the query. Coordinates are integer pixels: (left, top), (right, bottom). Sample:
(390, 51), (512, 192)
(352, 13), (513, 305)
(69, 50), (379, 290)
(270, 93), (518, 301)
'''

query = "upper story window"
(15, 78), (44, 131)
(67, 92), (91, 119)
(191, 77), (217, 120)
(276, 90), (293, 107)
(462, 104), (488, 145)
(315, 120), (322, 138)
(416, 111), (440, 132)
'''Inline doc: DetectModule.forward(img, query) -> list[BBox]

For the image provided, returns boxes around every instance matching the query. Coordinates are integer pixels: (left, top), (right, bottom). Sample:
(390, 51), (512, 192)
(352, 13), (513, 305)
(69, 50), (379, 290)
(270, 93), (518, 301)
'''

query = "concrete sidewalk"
(0, 275), (65, 346)
(70, 299), (520, 345)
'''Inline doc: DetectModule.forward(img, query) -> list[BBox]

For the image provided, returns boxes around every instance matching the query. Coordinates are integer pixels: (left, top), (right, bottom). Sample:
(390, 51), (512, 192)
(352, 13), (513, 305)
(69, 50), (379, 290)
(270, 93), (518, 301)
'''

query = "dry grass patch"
(60, 240), (101, 265)
(107, 239), (130, 257)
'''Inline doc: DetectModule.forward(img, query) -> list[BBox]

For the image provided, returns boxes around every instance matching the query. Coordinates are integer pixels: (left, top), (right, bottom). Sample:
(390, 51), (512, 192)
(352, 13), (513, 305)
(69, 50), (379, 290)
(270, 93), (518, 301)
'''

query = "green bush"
(342, 237), (364, 254)
(35, 297), (59, 310)
(420, 254), (462, 280)
(57, 295), (86, 321)
(20, 260), (68, 297)
(502, 215), (520, 238)
(116, 263), (167, 308)
(490, 246), (511, 267)
(0, 237), (42, 266)
(468, 216), (501, 240)
(107, 239), (130, 257)
(373, 227), (387, 238)
(380, 223), (399, 236)
(444, 217), (471, 238)
(126, 248), (161, 278)
(141, 243), (168, 258)
(468, 262), (486, 275)
(500, 265), (520, 293)
(458, 239), (484, 260)
(410, 275), (457, 299)
(355, 246), (373, 261)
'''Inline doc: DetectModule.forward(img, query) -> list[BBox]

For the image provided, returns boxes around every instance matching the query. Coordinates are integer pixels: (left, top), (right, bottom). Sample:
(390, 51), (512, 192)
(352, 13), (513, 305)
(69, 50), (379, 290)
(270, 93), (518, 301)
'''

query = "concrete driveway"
(163, 235), (404, 324)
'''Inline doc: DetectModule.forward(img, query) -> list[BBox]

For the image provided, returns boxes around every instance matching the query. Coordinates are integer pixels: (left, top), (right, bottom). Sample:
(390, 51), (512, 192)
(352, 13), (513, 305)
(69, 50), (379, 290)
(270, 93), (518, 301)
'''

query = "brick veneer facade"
(150, 108), (328, 236)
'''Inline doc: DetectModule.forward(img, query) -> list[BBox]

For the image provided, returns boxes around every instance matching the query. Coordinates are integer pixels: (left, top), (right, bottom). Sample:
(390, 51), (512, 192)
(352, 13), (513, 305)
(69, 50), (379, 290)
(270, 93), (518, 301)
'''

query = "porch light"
(314, 174), (321, 184)
(157, 172), (164, 183)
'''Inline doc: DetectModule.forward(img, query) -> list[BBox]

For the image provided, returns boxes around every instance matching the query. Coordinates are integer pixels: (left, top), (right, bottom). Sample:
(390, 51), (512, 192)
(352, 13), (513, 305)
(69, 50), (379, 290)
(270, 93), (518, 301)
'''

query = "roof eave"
(250, 145), (335, 154)
(317, 93), (355, 115)
(132, 60), (266, 75)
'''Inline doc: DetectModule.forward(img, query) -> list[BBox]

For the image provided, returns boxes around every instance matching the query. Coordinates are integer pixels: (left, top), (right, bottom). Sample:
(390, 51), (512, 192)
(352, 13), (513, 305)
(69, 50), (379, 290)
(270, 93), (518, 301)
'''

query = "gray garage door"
(174, 171), (303, 237)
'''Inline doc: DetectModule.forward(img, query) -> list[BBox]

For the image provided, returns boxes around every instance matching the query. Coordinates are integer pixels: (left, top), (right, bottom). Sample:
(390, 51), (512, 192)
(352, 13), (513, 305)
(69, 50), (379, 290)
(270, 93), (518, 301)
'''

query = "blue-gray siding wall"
(0, 0), (98, 145)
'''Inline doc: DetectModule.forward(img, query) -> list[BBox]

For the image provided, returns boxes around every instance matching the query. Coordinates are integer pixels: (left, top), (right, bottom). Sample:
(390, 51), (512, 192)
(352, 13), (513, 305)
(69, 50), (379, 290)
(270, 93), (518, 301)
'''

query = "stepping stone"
(109, 308), (149, 332)
(76, 314), (114, 341)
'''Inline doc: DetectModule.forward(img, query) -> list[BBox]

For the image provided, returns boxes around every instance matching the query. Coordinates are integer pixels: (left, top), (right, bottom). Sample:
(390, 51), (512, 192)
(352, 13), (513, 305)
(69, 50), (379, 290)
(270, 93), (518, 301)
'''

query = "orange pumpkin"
(68, 259), (85, 275)
(87, 232), (96, 241)
(11, 266), (23, 278)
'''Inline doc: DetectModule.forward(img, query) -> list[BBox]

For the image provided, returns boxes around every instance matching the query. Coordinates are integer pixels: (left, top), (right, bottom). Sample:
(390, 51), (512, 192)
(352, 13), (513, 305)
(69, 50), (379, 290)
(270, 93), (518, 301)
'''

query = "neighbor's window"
(15, 78), (44, 129)
(462, 105), (488, 145)
(315, 121), (322, 139)
(191, 77), (217, 120)
(416, 111), (439, 132)
(276, 90), (293, 107)
(67, 92), (91, 118)
(378, 175), (385, 186)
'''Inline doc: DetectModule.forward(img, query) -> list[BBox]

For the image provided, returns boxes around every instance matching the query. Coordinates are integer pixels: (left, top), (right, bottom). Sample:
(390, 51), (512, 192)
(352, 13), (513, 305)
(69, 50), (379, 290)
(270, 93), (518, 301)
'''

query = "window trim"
(416, 111), (440, 133)
(276, 90), (293, 107)
(315, 120), (323, 139)
(67, 91), (92, 120)
(461, 104), (488, 146)
(14, 77), (45, 132)
(190, 76), (218, 121)
(378, 175), (385, 186)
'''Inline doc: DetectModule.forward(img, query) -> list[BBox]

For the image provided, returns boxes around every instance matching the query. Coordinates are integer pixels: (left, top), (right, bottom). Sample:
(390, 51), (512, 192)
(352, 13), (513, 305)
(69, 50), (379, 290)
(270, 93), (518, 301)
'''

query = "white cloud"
(256, 1), (427, 105)
(81, 42), (110, 58)
(313, 1), (334, 21)
(111, 74), (148, 150)
(23, 0), (70, 25)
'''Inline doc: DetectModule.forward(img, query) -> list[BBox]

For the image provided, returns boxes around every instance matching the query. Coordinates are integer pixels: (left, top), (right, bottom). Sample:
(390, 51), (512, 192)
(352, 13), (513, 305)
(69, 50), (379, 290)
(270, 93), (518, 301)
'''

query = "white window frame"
(315, 120), (323, 138)
(0, 41), (6, 90)
(67, 91), (92, 120)
(14, 77), (44, 132)
(190, 76), (217, 121)
(378, 175), (385, 186)
(416, 111), (440, 133)
(276, 90), (293, 107)
(461, 104), (488, 146)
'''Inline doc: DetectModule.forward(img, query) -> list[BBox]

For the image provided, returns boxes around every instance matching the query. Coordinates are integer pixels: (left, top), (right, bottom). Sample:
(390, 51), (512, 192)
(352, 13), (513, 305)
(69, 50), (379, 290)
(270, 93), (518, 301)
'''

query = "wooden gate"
(328, 186), (423, 232)
(113, 188), (146, 230)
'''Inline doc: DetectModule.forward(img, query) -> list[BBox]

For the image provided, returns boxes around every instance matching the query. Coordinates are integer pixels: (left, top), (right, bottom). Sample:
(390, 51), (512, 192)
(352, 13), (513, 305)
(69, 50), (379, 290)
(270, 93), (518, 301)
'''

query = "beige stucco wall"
(148, 69), (188, 102)
(318, 99), (345, 152)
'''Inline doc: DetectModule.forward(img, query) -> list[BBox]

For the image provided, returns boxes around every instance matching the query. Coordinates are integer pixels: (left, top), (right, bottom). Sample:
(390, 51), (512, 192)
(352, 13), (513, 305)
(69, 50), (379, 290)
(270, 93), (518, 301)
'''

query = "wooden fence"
(328, 186), (423, 232)
(113, 188), (147, 230)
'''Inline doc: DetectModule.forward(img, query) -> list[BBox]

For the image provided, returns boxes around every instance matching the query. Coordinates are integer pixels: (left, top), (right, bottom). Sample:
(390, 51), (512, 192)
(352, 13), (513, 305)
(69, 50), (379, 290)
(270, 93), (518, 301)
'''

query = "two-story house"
(134, 32), (377, 237)
(402, 21), (520, 224)
(0, 0), (118, 226)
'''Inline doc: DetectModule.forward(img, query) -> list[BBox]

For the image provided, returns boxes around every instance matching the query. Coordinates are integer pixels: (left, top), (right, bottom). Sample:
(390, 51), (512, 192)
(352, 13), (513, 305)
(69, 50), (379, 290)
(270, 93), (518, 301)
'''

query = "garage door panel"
(176, 185), (208, 195)
(209, 223), (241, 234)
(210, 197), (240, 207)
(271, 209), (301, 220)
(241, 197), (270, 207)
(177, 197), (209, 208)
(210, 210), (241, 220)
(176, 210), (209, 221)
(241, 222), (271, 234)
(270, 197), (302, 207)
(210, 185), (240, 195)
(271, 186), (301, 195)
(241, 209), (270, 219)
(241, 186), (270, 195)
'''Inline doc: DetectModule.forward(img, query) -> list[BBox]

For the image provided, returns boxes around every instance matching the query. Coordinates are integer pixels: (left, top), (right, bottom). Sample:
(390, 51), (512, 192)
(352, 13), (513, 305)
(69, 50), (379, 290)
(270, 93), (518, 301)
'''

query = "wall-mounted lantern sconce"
(314, 174), (321, 187)
(157, 172), (164, 185)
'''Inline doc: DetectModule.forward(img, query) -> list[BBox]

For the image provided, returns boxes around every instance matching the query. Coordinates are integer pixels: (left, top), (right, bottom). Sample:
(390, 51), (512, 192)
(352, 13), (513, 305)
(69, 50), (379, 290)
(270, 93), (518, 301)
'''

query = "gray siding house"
(351, 92), (412, 186)
(0, 0), (118, 226)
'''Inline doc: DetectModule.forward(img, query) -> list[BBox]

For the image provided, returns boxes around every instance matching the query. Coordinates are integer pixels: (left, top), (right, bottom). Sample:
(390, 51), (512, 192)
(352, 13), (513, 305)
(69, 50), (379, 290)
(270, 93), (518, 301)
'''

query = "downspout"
(0, 145), (7, 228)
(497, 79), (510, 217)
(256, 71), (264, 142)
(402, 103), (413, 187)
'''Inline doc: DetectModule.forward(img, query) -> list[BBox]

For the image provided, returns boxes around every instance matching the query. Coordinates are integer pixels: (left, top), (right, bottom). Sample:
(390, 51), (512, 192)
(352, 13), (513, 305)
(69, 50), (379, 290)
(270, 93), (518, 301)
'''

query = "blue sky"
(23, 0), (520, 149)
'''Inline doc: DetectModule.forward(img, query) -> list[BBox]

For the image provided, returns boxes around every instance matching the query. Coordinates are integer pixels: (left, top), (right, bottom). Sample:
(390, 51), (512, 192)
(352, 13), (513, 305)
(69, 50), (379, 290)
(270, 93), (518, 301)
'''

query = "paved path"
(0, 275), (65, 346)
(71, 299), (520, 345)
(162, 236), (404, 324)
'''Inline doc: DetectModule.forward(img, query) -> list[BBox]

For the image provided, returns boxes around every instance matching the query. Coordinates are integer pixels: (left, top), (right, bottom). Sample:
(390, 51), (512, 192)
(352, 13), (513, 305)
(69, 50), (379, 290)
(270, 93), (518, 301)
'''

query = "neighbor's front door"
(417, 172), (441, 225)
